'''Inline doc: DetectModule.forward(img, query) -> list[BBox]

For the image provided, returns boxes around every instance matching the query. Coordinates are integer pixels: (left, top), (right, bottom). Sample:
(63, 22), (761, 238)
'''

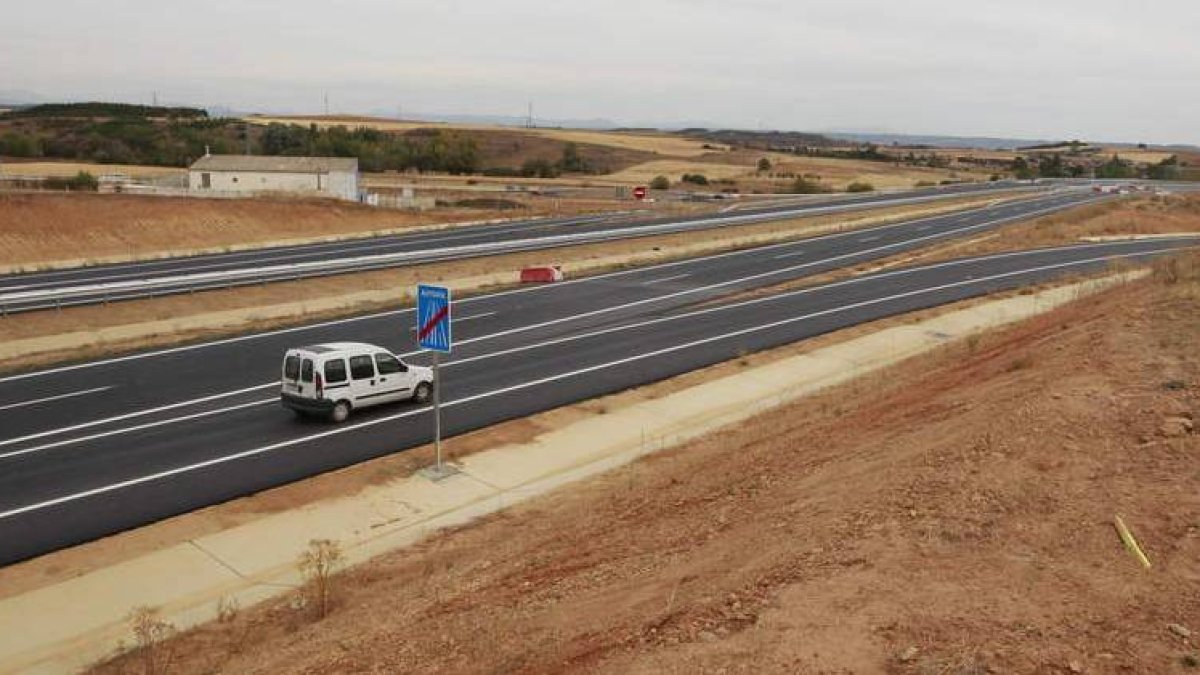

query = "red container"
(519, 265), (564, 283)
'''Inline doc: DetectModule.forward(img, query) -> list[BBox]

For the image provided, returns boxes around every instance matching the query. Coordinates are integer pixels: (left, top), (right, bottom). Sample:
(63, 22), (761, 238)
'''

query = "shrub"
(756, 157), (771, 172)
(297, 539), (343, 620)
(43, 171), (99, 191)
(649, 175), (670, 190)
(520, 158), (560, 178)
(681, 173), (709, 185)
(846, 181), (875, 193)
(791, 176), (829, 194)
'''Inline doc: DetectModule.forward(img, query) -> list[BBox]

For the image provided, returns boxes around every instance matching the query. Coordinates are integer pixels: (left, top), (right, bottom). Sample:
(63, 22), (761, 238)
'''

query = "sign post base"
(419, 462), (460, 482)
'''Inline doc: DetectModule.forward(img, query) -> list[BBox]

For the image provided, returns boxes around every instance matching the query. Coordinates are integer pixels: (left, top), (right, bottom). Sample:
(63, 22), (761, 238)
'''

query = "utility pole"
(527, 100), (534, 128)
(324, 92), (329, 116)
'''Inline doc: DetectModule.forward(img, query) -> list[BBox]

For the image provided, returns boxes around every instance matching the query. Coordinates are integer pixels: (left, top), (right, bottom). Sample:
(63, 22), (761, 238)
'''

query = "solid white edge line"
(0, 247), (1158, 522)
(0, 192), (1074, 385)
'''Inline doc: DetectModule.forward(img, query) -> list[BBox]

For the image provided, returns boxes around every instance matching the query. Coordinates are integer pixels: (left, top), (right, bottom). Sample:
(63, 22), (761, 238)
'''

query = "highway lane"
(0, 189), (1096, 443)
(0, 236), (1194, 564)
(0, 182), (1033, 312)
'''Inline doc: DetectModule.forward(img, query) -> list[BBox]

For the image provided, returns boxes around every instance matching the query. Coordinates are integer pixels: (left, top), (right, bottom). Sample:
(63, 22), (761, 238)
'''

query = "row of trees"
(1009, 153), (1180, 180)
(258, 123), (480, 174)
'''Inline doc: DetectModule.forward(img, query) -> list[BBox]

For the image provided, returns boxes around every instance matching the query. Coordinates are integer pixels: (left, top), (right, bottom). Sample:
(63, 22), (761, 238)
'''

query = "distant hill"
(825, 132), (1055, 150)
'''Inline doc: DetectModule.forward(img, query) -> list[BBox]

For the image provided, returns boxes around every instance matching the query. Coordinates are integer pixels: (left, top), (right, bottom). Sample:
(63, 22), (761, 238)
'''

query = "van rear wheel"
(412, 382), (433, 404)
(330, 401), (351, 423)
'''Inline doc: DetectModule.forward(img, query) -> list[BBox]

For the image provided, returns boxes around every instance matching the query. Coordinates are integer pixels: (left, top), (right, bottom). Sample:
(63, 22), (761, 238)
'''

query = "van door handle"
(380, 377), (387, 382)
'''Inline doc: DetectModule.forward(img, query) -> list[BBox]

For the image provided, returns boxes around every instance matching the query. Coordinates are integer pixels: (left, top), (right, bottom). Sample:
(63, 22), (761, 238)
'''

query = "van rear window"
(301, 359), (314, 383)
(324, 359), (348, 384)
(284, 355), (301, 380)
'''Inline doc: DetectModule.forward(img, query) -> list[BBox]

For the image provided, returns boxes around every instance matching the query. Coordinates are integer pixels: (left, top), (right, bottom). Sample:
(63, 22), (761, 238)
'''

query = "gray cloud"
(2, 0), (1197, 143)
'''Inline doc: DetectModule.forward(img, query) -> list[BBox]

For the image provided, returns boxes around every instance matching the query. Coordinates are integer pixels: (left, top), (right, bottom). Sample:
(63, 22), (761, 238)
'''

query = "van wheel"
(412, 382), (433, 404)
(330, 401), (351, 423)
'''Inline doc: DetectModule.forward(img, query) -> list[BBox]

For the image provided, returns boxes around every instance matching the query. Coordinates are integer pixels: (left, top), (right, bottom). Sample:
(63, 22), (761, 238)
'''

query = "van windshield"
(284, 355), (301, 380)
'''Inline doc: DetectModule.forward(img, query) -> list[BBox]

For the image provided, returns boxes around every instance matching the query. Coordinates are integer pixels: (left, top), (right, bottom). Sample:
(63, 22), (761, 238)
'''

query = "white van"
(280, 342), (434, 422)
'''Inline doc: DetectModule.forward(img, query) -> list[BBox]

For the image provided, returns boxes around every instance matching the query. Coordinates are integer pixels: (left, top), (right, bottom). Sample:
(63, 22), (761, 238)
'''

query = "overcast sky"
(2, 0), (1197, 144)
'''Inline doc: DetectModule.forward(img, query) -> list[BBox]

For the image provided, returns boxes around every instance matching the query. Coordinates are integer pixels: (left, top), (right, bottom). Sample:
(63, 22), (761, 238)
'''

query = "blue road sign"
(416, 284), (452, 353)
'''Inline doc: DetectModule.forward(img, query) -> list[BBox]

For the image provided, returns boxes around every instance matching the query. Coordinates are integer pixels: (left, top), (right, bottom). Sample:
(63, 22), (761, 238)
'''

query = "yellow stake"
(1113, 515), (1152, 569)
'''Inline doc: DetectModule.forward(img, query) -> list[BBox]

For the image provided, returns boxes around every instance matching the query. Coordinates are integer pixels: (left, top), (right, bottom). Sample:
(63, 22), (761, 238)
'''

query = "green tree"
(1095, 154), (1134, 179)
(558, 142), (588, 173)
(1011, 156), (1035, 180)
(649, 175), (670, 190)
(756, 157), (771, 172)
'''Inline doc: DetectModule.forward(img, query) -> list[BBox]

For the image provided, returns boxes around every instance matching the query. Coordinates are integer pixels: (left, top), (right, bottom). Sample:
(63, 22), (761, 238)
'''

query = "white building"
(188, 154), (359, 201)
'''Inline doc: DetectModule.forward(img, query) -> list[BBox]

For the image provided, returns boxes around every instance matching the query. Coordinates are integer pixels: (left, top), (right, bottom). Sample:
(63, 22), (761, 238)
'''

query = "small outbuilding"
(188, 154), (359, 201)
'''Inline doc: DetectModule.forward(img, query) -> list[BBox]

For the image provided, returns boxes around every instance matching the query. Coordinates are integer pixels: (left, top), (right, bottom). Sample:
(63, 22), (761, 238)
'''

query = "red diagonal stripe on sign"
(418, 306), (449, 341)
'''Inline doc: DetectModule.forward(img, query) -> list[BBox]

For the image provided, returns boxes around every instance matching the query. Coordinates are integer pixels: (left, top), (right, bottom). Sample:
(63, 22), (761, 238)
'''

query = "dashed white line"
(0, 387), (111, 412)
(454, 311), (497, 323)
(643, 273), (690, 285)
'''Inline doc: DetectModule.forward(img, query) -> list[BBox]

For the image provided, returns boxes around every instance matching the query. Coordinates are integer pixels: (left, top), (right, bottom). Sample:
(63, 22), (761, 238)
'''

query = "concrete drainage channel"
(0, 271), (1140, 674)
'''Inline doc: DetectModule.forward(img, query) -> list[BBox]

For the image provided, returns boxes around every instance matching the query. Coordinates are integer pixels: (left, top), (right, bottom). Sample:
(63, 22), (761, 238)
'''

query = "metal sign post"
(416, 284), (454, 479)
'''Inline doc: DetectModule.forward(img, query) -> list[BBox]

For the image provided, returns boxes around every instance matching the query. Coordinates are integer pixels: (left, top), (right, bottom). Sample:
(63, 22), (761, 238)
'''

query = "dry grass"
(245, 115), (719, 157)
(0, 192), (625, 270)
(604, 159), (754, 184)
(0, 162), (184, 179)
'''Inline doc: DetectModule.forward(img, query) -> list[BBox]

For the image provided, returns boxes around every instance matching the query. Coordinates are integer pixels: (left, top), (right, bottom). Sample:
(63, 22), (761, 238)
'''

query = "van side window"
(349, 355), (375, 380)
(324, 359), (348, 384)
(284, 355), (300, 380)
(375, 353), (403, 374)
(300, 359), (314, 383)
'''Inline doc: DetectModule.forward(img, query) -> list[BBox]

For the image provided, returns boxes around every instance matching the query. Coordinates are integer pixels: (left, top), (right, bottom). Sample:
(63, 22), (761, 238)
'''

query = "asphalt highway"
(0, 182), (1032, 313)
(0, 189), (1193, 564)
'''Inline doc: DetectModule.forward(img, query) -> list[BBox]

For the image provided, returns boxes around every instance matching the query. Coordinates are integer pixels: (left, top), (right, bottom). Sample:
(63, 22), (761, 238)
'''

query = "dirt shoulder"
(86, 253), (1200, 673)
(0, 193), (1013, 373)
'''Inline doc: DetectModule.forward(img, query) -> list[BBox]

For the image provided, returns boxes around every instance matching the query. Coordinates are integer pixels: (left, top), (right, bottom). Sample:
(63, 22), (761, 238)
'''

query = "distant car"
(281, 342), (434, 422)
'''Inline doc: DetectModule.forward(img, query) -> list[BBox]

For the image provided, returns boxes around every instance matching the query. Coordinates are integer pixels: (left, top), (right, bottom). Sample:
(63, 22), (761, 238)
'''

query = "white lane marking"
(0, 196), (1108, 444)
(859, 235), (881, 242)
(0, 193), (1075, 385)
(429, 198), (1101, 355)
(440, 239), (1194, 370)
(0, 399), (277, 460)
(0, 383), (276, 449)
(774, 250), (805, 259)
(0, 249), (1162, 521)
(8, 239), (1188, 462)
(643, 273), (690, 285)
(0, 201), (1149, 449)
(454, 311), (496, 323)
(916, 225), (931, 231)
(0, 387), (111, 412)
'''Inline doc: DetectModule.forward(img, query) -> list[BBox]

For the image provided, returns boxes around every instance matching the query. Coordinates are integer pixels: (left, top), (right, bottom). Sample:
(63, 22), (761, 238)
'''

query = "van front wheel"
(412, 382), (433, 404)
(330, 401), (351, 423)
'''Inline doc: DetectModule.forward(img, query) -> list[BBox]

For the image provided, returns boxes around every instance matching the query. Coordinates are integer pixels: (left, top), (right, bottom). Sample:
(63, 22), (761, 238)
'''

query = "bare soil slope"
(94, 255), (1200, 674)
(0, 193), (574, 268)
